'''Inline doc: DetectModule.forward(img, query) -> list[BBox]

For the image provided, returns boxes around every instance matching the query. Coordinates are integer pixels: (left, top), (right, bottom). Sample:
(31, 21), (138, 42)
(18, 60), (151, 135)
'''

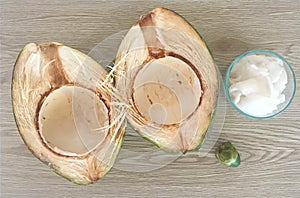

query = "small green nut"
(215, 141), (240, 167)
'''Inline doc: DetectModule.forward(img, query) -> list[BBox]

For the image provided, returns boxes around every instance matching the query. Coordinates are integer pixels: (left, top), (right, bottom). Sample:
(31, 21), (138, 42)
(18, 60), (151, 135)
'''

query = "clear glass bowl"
(225, 49), (296, 120)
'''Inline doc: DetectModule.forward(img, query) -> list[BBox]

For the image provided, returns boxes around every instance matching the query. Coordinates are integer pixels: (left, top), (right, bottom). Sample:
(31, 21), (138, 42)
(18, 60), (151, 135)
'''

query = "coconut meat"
(38, 86), (110, 156)
(133, 56), (202, 125)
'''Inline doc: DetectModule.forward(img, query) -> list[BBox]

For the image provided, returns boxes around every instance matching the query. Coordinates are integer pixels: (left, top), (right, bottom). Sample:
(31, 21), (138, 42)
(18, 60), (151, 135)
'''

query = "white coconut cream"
(229, 54), (287, 117)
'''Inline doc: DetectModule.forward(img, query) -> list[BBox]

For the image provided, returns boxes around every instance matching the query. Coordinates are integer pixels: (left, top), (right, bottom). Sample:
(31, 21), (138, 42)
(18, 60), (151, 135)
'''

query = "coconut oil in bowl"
(225, 49), (296, 119)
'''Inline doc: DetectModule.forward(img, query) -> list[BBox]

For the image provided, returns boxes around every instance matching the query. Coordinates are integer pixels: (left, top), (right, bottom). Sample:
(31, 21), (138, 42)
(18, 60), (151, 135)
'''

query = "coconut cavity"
(133, 56), (202, 125)
(38, 86), (110, 156)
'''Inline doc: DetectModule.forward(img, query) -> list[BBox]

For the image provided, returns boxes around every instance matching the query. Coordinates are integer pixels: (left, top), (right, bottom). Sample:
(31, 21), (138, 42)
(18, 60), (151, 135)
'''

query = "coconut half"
(115, 8), (218, 153)
(12, 42), (126, 184)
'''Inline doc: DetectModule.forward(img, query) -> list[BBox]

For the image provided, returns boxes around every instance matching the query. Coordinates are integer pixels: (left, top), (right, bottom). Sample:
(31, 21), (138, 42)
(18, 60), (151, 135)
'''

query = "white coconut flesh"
(38, 86), (109, 156)
(133, 56), (201, 125)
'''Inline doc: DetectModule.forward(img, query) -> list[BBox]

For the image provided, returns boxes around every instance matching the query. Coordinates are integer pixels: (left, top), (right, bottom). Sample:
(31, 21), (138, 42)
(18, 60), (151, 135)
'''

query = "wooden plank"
(1, 0), (300, 197)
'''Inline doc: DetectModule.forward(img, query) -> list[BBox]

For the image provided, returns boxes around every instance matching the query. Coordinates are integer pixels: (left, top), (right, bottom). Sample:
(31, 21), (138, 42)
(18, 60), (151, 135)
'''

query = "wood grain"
(1, 0), (300, 197)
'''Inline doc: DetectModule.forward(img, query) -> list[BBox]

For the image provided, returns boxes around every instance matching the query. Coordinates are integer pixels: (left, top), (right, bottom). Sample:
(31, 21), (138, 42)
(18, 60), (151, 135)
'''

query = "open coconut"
(12, 42), (126, 184)
(115, 8), (218, 153)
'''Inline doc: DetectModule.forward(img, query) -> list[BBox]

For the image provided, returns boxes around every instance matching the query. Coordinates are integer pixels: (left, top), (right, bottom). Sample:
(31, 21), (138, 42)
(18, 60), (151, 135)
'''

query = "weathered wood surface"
(1, 1), (299, 197)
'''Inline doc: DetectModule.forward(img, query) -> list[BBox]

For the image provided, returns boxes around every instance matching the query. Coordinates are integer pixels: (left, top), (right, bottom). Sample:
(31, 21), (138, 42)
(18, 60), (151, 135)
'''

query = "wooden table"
(1, 1), (299, 197)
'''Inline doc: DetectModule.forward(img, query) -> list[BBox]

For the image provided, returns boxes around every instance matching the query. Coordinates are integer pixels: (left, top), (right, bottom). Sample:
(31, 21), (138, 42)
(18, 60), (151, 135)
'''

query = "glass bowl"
(225, 49), (296, 120)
